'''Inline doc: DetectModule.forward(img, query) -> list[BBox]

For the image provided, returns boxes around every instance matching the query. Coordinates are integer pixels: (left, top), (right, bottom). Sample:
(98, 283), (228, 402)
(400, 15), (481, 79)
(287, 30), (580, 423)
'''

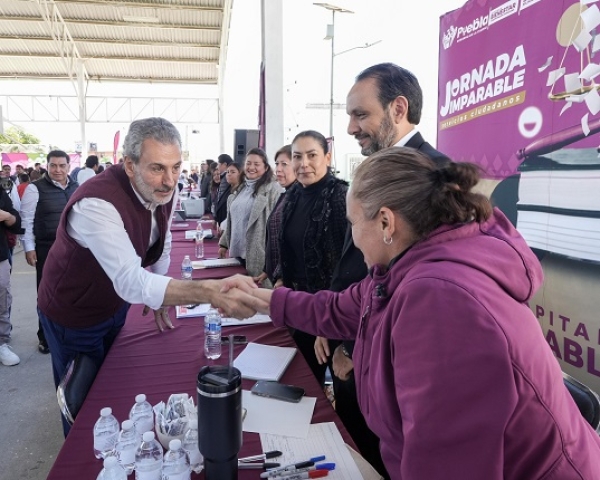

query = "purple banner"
(438, 0), (600, 178)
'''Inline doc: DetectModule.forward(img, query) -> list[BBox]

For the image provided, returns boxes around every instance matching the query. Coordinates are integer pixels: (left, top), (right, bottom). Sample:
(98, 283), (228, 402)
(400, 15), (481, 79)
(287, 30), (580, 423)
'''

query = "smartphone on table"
(250, 381), (305, 403)
(221, 335), (248, 345)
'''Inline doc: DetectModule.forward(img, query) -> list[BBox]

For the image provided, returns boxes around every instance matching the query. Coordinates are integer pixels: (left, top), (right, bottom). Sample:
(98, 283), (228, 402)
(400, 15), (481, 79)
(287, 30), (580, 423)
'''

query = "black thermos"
(197, 365), (243, 480)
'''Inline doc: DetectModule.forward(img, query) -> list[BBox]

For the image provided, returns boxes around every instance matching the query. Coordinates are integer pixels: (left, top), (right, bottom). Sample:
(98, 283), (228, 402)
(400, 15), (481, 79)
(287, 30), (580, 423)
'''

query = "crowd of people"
(1, 61), (599, 479)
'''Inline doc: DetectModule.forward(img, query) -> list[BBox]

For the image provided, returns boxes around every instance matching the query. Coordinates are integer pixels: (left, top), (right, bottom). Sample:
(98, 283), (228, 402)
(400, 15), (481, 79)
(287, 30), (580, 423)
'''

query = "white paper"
(242, 390), (316, 438)
(234, 343), (296, 381)
(582, 4), (600, 31)
(175, 303), (211, 318)
(582, 0), (599, 5)
(594, 35), (600, 53)
(580, 63), (600, 81)
(585, 87), (600, 114)
(546, 67), (565, 87)
(560, 101), (572, 116)
(221, 313), (272, 327)
(191, 258), (241, 269)
(564, 72), (583, 93)
(260, 422), (364, 480)
(538, 56), (553, 72)
(573, 28), (593, 52)
(582, 113), (591, 136)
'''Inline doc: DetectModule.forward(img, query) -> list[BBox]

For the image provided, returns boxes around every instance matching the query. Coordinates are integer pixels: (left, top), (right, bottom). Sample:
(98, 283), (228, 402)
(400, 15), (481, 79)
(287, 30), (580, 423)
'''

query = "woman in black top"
(278, 130), (348, 384)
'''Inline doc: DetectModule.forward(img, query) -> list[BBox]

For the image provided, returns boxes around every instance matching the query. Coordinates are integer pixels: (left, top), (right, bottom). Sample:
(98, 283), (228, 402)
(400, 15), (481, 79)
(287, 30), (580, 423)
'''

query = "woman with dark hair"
(256, 144), (296, 286)
(225, 161), (244, 194)
(218, 148), (281, 285)
(205, 163), (219, 216)
(277, 130), (348, 384)
(248, 146), (600, 479)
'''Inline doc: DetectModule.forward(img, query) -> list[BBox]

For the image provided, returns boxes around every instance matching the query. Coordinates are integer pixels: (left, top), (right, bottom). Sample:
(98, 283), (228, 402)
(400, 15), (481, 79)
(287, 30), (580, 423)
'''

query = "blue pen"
(260, 457), (326, 478)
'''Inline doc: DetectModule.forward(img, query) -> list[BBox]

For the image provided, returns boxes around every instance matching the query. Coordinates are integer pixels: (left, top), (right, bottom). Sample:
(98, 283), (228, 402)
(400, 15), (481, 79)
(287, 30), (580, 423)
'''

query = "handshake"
(210, 274), (273, 319)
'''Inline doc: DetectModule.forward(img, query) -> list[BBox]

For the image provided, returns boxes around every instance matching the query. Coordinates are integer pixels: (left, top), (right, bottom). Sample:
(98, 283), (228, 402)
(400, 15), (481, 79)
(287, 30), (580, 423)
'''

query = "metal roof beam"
(53, 0), (224, 12)
(0, 53), (218, 64)
(0, 74), (217, 84)
(0, 15), (221, 30)
(0, 32), (218, 48)
(33, 0), (88, 81)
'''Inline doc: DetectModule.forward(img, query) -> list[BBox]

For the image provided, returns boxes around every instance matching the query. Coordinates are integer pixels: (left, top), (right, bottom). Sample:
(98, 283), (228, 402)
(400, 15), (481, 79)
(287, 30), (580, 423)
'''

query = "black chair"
(563, 372), (600, 433)
(57, 354), (99, 425)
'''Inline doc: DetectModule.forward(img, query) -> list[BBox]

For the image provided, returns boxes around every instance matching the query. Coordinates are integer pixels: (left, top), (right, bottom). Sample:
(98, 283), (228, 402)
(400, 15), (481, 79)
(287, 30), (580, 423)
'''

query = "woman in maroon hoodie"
(248, 147), (600, 479)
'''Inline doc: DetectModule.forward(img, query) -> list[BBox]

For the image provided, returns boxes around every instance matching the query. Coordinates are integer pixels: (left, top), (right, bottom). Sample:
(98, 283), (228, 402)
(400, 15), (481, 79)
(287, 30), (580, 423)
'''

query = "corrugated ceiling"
(0, 0), (232, 83)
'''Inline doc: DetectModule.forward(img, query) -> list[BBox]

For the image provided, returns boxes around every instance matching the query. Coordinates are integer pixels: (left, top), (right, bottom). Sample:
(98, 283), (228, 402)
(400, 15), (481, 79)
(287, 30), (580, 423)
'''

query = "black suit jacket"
(329, 133), (450, 354)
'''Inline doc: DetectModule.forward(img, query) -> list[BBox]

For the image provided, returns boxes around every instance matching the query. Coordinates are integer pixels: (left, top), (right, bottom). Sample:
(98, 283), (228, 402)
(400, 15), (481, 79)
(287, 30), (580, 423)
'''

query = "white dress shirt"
(65, 187), (175, 310)
(20, 178), (71, 253)
(394, 127), (419, 147)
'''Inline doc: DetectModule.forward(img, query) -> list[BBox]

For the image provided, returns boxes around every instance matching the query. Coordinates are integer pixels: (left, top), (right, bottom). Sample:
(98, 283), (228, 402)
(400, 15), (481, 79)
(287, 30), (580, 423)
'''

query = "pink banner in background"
(113, 130), (120, 162)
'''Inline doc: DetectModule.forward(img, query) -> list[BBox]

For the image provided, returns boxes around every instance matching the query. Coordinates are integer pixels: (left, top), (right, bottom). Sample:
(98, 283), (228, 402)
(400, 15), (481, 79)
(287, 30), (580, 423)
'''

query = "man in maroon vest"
(37, 117), (257, 435)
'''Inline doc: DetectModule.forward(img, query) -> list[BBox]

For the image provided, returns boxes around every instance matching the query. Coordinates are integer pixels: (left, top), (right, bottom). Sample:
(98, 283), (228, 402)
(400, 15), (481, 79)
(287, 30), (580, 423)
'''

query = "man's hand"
(25, 250), (37, 267)
(332, 344), (354, 381)
(142, 306), (174, 332)
(214, 275), (271, 318)
(314, 337), (330, 365)
(0, 209), (11, 222)
(218, 247), (227, 259)
(273, 279), (284, 289)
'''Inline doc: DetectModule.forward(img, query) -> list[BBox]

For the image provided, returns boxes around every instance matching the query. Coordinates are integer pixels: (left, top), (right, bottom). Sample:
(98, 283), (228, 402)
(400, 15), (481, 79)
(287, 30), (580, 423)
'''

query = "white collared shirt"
(65, 186), (175, 310)
(394, 128), (419, 147)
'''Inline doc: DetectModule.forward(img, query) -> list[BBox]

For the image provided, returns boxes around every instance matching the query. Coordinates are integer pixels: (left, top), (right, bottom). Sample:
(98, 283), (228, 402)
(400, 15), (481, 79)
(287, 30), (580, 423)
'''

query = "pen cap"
(197, 365), (243, 480)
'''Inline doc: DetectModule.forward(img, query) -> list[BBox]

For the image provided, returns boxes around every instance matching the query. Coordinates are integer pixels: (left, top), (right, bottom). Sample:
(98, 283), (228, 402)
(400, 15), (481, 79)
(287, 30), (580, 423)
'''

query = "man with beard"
(316, 63), (449, 478)
(37, 117), (258, 435)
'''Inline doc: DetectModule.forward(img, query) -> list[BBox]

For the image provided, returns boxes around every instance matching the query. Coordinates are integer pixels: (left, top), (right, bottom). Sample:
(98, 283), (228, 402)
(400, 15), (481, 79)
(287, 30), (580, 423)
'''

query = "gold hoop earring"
(383, 236), (393, 245)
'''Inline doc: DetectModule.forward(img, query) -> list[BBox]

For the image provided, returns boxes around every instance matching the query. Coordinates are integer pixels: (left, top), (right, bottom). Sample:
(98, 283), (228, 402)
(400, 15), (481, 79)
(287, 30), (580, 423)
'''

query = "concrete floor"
(0, 244), (64, 480)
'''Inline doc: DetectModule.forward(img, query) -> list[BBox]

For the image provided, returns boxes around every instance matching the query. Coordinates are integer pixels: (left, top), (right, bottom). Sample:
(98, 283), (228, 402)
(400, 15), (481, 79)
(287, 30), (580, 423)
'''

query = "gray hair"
(123, 117), (182, 164)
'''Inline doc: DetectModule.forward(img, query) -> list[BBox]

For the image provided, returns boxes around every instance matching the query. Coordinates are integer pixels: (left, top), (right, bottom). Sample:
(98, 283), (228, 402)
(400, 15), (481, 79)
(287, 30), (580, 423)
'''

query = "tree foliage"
(0, 126), (41, 145)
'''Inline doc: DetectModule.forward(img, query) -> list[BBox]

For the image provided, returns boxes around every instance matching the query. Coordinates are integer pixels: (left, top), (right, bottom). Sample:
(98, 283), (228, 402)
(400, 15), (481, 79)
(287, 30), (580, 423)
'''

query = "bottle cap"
(122, 419), (134, 430)
(169, 439), (182, 450)
(142, 431), (155, 442)
(104, 456), (118, 468)
(100, 407), (112, 416)
(135, 393), (146, 403)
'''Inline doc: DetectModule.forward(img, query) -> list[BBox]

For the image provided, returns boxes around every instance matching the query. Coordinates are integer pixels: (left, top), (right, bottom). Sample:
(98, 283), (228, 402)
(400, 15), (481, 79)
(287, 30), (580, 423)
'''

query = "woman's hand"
(218, 247), (227, 258)
(253, 272), (268, 286)
(273, 279), (284, 289)
(314, 337), (330, 365)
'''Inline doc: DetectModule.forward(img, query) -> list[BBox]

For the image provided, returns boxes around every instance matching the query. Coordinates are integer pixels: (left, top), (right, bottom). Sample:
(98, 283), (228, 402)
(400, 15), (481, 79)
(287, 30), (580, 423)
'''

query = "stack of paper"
(191, 258), (241, 269)
(233, 343), (296, 381)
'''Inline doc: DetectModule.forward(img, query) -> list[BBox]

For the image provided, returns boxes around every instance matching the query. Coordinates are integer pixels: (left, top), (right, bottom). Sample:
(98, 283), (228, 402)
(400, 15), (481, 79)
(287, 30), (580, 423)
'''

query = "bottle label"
(162, 468), (191, 480)
(135, 466), (162, 480)
(94, 431), (118, 453)
(117, 445), (136, 465)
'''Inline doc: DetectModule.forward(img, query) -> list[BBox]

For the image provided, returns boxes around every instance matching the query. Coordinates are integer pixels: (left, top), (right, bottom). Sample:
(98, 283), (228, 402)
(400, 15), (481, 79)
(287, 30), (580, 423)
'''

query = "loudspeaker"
(233, 129), (260, 164)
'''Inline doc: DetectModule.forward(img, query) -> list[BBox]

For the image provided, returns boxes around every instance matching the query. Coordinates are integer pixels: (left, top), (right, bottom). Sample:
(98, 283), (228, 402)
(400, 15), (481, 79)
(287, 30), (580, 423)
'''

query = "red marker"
(278, 470), (329, 480)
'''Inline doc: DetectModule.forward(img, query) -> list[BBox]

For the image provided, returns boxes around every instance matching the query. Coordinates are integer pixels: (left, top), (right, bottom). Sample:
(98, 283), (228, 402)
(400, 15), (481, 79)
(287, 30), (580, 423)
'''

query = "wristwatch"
(341, 344), (351, 358)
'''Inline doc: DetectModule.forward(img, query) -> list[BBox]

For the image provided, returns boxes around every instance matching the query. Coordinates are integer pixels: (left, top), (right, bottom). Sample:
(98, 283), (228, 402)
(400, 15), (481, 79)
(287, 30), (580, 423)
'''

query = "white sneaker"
(0, 343), (20, 366)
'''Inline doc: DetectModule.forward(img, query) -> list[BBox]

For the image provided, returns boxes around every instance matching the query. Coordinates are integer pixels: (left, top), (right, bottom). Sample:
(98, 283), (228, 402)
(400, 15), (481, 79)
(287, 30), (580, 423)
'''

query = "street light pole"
(314, 3), (354, 139)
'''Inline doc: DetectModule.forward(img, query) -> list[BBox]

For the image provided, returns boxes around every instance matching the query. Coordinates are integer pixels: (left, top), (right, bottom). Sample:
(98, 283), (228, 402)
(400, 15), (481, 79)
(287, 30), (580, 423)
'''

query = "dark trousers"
(39, 302), (130, 436)
(291, 329), (327, 386)
(35, 243), (51, 345)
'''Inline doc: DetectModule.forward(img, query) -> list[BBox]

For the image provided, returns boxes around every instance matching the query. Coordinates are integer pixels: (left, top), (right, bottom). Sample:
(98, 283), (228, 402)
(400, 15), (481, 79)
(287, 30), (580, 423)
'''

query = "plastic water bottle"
(181, 413), (203, 473)
(115, 419), (138, 475)
(135, 431), (163, 480)
(204, 308), (222, 360)
(93, 407), (120, 459)
(96, 456), (127, 480)
(162, 438), (191, 480)
(129, 393), (154, 436)
(194, 222), (204, 259)
(181, 255), (193, 280)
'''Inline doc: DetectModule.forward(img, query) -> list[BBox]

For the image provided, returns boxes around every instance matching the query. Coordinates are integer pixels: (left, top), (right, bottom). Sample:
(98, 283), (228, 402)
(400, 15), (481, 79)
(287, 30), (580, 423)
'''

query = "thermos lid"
(197, 365), (241, 397)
